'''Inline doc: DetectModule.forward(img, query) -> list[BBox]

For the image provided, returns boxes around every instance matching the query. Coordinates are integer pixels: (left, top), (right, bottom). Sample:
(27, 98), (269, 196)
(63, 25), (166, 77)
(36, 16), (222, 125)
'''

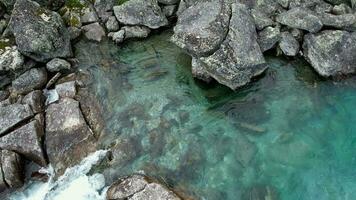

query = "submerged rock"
(171, 0), (231, 57)
(200, 3), (266, 90)
(303, 30), (356, 77)
(113, 0), (168, 29)
(276, 7), (323, 33)
(0, 103), (33, 136)
(12, 67), (48, 94)
(45, 98), (96, 176)
(106, 174), (181, 200)
(9, 0), (72, 62)
(1, 150), (23, 188)
(0, 120), (46, 166)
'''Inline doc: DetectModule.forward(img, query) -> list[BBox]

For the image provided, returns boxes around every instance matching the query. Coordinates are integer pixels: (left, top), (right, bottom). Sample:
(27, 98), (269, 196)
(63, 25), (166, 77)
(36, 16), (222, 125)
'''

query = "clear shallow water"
(10, 31), (356, 200)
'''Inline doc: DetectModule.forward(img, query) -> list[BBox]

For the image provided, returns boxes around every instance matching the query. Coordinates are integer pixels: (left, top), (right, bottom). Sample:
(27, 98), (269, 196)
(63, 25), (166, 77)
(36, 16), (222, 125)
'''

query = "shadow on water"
(75, 31), (356, 200)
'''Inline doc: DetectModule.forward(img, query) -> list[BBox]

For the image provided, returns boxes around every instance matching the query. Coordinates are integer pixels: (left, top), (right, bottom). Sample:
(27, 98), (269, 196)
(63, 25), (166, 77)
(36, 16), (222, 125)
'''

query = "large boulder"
(303, 30), (356, 77)
(1, 150), (23, 188)
(171, 0), (231, 57)
(106, 175), (181, 200)
(8, 0), (72, 62)
(0, 120), (46, 166)
(0, 104), (33, 136)
(113, 0), (168, 29)
(45, 98), (96, 176)
(12, 67), (48, 94)
(276, 7), (323, 33)
(200, 3), (266, 90)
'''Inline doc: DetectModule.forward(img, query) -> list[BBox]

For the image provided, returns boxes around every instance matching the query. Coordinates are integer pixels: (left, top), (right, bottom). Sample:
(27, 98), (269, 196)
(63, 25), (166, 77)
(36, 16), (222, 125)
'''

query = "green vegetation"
(117, 0), (130, 5)
(65, 0), (85, 9)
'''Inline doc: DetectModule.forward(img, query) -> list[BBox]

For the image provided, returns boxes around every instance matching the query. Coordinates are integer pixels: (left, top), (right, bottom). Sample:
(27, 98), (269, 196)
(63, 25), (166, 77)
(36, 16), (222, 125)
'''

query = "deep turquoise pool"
(73, 31), (356, 200)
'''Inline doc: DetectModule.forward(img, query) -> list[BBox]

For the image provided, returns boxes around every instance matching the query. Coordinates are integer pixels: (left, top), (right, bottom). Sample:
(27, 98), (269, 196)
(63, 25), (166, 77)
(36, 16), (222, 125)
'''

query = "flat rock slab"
(9, 0), (72, 62)
(0, 104), (33, 136)
(201, 3), (266, 90)
(0, 120), (46, 166)
(113, 0), (168, 29)
(171, 0), (231, 57)
(45, 98), (96, 176)
(303, 30), (356, 77)
(107, 175), (181, 200)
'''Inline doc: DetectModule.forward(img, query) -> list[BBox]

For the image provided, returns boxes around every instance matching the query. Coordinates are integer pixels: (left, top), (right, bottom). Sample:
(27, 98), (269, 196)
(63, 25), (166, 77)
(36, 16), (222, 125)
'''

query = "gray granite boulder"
(0, 120), (46, 166)
(9, 0), (72, 62)
(45, 98), (96, 176)
(276, 7), (323, 33)
(200, 3), (266, 90)
(318, 13), (356, 30)
(106, 16), (120, 32)
(113, 0), (168, 29)
(251, 8), (274, 30)
(303, 30), (356, 77)
(94, 0), (115, 21)
(22, 90), (44, 114)
(82, 22), (106, 42)
(1, 150), (23, 188)
(171, 0), (231, 57)
(258, 26), (281, 52)
(158, 0), (179, 5)
(122, 26), (151, 39)
(106, 175), (181, 200)
(46, 58), (71, 73)
(12, 67), (48, 94)
(0, 45), (24, 72)
(0, 103), (33, 136)
(279, 32), (300, 56)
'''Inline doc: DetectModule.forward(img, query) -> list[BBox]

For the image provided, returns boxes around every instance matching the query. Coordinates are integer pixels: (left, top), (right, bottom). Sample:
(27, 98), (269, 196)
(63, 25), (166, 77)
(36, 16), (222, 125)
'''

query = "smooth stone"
(113, 0), (168, 29)
(82, 22), (106, 42)
(9, 0), (72, 62)
(0, 120), (46, 166)
(55, 81), (77, 99)
(276, 7), (323, 33)
(22, 90), (44, 114)
(1, 150), (23, 188)
(12, 67), (48, 94)
(46, 58), (71, 73)
(0, 45), (24, 72)
(303, 30), (356, 77)
(258, 26), (281, 52)
(279, 32), (300, 56)
(0, 103), (33, 135)
(45, 98), (96, 176)
(122, 26), (151, 39)
(171, 0), (231, 57)
(106, 16), (120, 32)
(200, 3), (266, 90)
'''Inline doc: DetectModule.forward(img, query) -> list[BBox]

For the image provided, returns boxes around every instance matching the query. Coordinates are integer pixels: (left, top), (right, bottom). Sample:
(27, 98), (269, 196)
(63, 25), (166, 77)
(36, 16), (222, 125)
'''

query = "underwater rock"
(303, 30), (356, 77)
(276, 7), (323, 33)
(200, 3), (266, 90)
(242, 185), (278, 200)
(0, 45), (24, 73)
(0, 103), (33, 136)
(9, 0), (72, 62)
(171, 0), (231, 57)
(46, 58), (71, 73)
(45, 98), (97, 176)
(11, 67), (47, 94)
(0, 120), (46, 166)
(106, 174), (181, 200)
(279, 32), (300, 56)
(22, 90), (44, 114)
(82, 22), (106, 42)
(113, 0), (168, 29)
(1, 150), (23, 188)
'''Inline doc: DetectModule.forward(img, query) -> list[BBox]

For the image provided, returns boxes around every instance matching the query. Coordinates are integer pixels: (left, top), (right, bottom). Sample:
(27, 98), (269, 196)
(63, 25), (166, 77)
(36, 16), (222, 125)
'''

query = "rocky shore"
(0, 0), (355, 199)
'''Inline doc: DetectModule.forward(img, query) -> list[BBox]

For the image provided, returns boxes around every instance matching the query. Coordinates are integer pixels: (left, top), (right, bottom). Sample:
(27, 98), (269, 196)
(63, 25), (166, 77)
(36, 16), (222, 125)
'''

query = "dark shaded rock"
(242, 185), (278, 200)
(122, 26), (151, 39)
(0, 120), (46, 166)
(110, 137), (142, 167)
(9, 0), (72, 62)
(235, 133), (257, 167)
(45, 98), (96, 176)
(290, 28), (304, 41)
(82, 22), (106, 42)
(94, 0), (115, 21)
(0, 103), (33, 136)
(46, 58), (71, 73)
(106, 174), (181, 200)
(258, 26), (281, 52)
(0, 153), (6, 192)
(171, 0), (231, 57)
(325, 0), (350, 5)
(162, 5), (177, 17)
(191, 57), (212, 82)
(1, 150), (23, 188)
(158, 0), (179, 5)
(276, 7), (323, 33)
(0, 90), (9, 101)
(200, 3), (266, 90)
(12, 67), (47, 94)
(22, 90), (44, 114)
(279, 31), (300, 56)
(303, 30), (356, 77)
(55, 81), (76, 99)
(68, 26), (82, 40)
(46, 72), (61, 89)
(113, 0), (168, 29)
(0, 45), (24, 72)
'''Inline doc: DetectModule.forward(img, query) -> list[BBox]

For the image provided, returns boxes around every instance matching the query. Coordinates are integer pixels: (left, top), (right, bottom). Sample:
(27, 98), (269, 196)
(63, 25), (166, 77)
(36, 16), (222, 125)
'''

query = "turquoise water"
(74, 31), (356, 200)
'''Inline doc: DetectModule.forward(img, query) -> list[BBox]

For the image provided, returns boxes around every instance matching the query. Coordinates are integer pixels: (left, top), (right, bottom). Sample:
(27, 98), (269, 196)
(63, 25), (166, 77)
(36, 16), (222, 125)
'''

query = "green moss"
(65, 0), (85, 9)
(0, 39), (12, 50)
(117, 0), (130, 5)
(67, 15), (81, 27)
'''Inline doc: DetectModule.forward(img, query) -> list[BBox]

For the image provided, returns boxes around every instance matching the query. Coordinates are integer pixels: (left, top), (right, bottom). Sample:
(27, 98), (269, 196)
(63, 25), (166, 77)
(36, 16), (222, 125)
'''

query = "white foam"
(9, 150), (108, 200)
